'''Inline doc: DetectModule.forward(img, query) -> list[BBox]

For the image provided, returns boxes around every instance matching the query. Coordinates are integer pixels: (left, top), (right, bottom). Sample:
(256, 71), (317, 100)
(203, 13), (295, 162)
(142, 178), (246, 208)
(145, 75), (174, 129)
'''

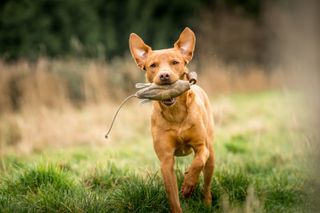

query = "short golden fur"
(129, 27), (214, 213)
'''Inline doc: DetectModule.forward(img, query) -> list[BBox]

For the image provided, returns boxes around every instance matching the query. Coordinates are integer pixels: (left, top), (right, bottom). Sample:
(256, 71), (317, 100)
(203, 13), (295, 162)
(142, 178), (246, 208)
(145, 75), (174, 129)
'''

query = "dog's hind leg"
(203, 142), (214, 205)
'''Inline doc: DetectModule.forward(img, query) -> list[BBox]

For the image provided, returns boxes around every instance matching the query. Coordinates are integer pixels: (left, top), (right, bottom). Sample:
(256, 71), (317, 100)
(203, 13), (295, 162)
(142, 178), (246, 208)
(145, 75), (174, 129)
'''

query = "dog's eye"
(172, 60), (179, 65)
(150, 63), (157, 68)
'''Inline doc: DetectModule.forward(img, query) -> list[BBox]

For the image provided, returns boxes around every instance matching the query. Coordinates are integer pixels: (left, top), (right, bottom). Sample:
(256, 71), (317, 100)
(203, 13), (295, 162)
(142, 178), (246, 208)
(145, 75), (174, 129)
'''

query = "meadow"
(0, 64), (316, 212)
(0, 59), (319, 212)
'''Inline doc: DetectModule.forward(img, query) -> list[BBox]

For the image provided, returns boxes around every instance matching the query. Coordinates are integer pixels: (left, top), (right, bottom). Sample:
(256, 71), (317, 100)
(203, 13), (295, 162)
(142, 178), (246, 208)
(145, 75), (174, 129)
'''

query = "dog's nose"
(159, 72), (170, 82)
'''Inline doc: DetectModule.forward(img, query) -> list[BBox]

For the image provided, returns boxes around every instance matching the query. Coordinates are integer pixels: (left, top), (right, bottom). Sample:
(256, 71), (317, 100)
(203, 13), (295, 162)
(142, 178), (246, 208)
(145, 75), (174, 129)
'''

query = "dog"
(129, 27), (214, 213)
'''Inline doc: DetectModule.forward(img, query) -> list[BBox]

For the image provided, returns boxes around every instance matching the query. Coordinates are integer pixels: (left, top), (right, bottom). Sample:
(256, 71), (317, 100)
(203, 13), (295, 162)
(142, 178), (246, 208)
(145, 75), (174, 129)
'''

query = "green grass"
(0, 90), (315, 212)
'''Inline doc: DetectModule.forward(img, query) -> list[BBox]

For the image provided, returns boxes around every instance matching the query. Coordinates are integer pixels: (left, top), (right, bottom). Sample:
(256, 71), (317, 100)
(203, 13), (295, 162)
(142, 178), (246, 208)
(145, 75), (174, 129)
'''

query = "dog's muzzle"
(160, 72), (189, 106)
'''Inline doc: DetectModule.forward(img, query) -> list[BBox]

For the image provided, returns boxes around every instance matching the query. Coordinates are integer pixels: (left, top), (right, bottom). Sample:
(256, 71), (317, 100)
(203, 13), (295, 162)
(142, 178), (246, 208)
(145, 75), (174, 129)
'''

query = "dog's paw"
(203, 191), (212, 205)
(181, 182), (195, 198)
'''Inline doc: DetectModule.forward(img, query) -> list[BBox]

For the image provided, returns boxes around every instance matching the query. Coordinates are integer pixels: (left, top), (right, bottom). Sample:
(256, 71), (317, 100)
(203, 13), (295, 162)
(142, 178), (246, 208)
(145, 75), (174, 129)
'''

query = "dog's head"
(129, 27), (196, 86)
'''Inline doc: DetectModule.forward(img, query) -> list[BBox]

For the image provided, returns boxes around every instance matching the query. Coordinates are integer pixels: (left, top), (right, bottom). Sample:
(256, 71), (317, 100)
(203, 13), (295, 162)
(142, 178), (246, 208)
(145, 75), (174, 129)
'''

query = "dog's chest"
(169, 118), (196, 143)
(153, 110), (200, 141)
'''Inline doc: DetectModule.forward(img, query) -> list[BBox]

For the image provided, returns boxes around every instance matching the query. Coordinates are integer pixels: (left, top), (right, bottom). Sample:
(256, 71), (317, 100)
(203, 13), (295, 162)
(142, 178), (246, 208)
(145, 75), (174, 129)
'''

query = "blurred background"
(0, 0), (319, 155)
(1, 1), (320, 211)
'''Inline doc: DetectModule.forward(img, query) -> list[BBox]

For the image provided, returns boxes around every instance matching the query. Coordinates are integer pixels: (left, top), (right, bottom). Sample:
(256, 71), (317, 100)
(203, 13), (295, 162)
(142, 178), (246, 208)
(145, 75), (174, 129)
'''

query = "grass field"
(0, 90), (316, 212)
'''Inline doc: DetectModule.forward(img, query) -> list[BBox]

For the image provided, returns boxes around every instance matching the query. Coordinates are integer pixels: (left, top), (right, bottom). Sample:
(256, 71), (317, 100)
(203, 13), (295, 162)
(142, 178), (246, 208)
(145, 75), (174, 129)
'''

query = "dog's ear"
(129, 33), (152, 70)
(174, 27), (196, 64)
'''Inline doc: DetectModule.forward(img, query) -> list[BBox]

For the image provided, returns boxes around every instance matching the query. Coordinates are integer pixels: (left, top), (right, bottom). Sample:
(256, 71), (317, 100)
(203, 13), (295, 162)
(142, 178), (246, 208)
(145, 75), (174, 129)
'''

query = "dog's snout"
(159, 72), (171, 82)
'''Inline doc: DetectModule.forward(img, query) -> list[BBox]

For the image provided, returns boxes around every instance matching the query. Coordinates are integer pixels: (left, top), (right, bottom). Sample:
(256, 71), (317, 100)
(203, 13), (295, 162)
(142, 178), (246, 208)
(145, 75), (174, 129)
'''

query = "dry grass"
(0, 58), (289, 110)
(197, 60), (298, 98)
(0, 58), (295, 154)
(0, 58), (145, 113)
(0, 102), (152, 154)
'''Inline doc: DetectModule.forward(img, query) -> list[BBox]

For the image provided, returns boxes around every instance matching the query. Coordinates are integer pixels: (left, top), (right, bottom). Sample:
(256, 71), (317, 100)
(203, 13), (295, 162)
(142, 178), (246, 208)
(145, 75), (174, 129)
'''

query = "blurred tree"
(0, 0), (263, 61)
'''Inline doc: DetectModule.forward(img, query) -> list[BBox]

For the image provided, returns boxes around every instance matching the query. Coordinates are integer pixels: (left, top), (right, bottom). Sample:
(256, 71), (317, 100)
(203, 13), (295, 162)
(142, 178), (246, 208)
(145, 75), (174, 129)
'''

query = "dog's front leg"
(154, 140), (182, 213)
(160, 155), (182, 213)
(182, 143), (209, 198)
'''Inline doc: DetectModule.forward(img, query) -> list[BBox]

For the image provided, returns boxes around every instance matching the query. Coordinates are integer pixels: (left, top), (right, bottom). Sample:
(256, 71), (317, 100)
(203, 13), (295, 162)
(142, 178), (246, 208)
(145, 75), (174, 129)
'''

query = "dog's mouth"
(161, 98), (176, 106)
